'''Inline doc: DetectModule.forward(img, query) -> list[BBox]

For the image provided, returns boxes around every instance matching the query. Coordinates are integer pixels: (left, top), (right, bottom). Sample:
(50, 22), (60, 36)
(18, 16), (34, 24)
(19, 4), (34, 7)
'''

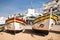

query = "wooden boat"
(32, 13), (58, 35)
(5, 14), (26, 32)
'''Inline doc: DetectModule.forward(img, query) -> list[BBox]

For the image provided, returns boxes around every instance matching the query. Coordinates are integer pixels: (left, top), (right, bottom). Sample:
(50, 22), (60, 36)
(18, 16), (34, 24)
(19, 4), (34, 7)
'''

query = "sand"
(0, 25), (60, 40)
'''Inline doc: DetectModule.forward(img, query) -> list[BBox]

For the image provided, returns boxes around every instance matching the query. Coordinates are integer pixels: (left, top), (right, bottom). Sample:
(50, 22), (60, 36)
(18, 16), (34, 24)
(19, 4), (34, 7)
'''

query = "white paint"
(14, 22), (24, 30)
(0, 17), (7, 24)
(26, 9), (35, 16)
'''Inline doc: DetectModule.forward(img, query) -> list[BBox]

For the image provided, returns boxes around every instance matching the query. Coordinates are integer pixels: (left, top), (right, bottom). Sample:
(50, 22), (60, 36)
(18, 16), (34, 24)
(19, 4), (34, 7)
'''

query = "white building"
(43, 0), (60, 13)
(26, 8), (40, 17)
(43, 0), (60, 25)
(25, 8), (42, 25)
(0, 17), (7, 25)
(27, 8), (35, 16)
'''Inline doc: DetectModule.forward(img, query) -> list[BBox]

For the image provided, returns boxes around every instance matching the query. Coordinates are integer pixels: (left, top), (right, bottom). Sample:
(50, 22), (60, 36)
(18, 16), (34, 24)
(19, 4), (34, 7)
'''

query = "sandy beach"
(0, 25), (60, 40)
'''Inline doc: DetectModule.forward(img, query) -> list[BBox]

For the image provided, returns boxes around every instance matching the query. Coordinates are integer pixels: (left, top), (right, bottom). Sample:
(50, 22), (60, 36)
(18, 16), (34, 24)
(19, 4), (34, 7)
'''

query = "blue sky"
(0, 0), (49, 16)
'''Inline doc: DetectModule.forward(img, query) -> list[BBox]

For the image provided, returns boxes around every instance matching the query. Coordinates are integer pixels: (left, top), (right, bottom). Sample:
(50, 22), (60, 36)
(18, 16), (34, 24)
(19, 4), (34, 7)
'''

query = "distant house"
(0, 17), (7, 25)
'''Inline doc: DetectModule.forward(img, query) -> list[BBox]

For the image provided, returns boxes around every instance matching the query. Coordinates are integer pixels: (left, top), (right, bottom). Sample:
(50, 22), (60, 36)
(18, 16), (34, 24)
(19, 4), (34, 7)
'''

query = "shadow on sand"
(3, 29), (60, 35)
(4, 30), (15, 35)
(2, 29), (48, 36)
(50, 30), (60, 34)
(4, 30), (22, 35)
(23, 29), (48, 37)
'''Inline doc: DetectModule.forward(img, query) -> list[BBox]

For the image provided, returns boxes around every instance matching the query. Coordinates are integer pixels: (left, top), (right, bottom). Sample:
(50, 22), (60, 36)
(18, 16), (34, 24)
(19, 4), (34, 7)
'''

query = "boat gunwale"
(33, 14), (58, 24)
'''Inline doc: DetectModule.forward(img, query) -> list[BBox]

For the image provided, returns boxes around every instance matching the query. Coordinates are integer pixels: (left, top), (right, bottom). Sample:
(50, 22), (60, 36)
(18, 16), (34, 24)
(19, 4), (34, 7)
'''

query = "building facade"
(43, 0), (60, 25)
(43, 0), (60, 13)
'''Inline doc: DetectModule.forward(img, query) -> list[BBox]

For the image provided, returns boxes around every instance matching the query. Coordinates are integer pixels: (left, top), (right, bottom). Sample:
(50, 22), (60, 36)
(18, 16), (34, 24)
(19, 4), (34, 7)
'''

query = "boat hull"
(5, 22), (25, 31)
(32, 19), (50, 31)
(5, 17), (26, 32)
(32, 14), (58, 34)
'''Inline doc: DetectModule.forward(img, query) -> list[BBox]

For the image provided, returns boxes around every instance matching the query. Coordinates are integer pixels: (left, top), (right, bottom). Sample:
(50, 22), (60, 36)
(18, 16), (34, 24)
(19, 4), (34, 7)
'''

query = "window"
(56, 0), (59, 2)
(52, 7), (57, 11)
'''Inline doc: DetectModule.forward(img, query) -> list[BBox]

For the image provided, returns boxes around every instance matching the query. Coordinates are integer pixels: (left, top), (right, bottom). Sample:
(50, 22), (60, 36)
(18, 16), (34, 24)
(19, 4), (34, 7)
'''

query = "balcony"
(51, 0), (57, 5)
(43, 11), (49, 13)
(57, 1), (60, 5)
